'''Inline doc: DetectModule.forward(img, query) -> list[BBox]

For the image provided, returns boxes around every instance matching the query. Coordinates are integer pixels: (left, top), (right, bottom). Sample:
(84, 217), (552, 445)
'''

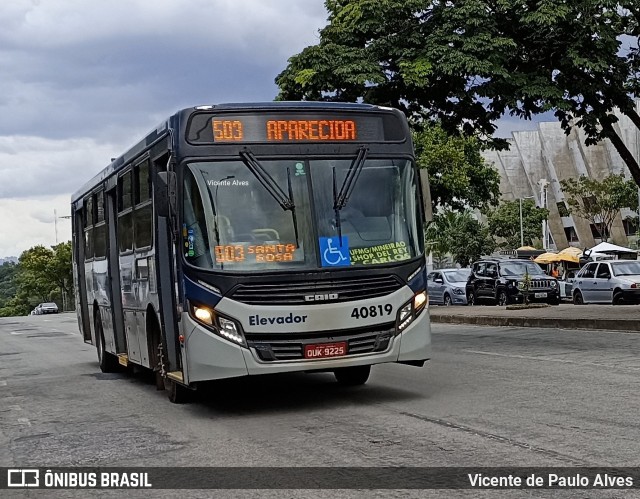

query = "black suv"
(466, 258), (560, 306)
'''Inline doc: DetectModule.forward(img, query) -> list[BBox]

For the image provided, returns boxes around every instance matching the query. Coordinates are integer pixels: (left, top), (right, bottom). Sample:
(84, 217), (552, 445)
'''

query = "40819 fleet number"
(350, 304), (393, 319)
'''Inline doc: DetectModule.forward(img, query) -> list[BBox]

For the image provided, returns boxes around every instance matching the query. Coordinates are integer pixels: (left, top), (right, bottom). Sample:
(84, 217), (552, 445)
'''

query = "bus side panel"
(73, 207), (92, 342)
(105, 187), (127, 354)
(120, 253), (143, 364)
(93, 258), (115, 353)
(84, 260), (97, 345)
(131, 247), (159, 369)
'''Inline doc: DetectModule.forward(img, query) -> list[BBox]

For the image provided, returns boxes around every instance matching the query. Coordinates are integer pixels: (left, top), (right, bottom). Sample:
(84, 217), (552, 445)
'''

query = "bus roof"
(71, 102), (399, 202)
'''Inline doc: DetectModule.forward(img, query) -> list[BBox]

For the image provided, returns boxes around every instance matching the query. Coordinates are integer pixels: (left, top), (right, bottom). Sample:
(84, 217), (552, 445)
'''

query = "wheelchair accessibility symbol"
(319, 237), (351, 267)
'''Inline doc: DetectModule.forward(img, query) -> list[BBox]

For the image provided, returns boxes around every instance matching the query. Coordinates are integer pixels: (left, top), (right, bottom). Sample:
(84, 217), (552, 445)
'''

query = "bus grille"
(229, 275), (403, 305)
(246, 323), (395, 362)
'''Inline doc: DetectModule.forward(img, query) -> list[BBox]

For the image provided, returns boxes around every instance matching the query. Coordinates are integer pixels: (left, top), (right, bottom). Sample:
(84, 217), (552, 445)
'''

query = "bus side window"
(134, 160), (153, 249)
(135, 159), (151, 204)
(84, 196), (94, 260)
(118, 171), (134, 253)
(94, 190), (107, 259)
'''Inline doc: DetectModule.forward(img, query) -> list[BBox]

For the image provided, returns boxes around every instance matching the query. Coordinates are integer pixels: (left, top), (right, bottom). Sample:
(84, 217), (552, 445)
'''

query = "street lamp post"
(538, 179), (550, 250)
(54, 209), (72, 244)
(519, 198), (523, 247)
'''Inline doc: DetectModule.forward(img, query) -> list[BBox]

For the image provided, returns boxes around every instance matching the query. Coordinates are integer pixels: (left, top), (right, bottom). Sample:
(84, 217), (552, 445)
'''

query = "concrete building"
(482, 101), (640, 250)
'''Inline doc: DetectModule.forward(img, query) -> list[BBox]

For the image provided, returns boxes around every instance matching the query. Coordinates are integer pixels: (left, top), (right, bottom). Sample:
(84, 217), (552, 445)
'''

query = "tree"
(560, 175), (638, 241)
(275, 1), (640, 184)
(487, 199), (549, 249)
(0, 262), (18, 310)
(49, 242), (74, 312)
(424, 0), (640, 186)
(426, 210), (495, 267)
(0, 241), (74, 317)
(275, 0), (507, 146)
(18, 245), (56, 303)
(414, 125), (501, 213)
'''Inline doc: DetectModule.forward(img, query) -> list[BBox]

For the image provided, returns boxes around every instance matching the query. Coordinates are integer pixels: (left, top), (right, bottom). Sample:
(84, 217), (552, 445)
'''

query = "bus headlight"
(189, 302), (246, 347)
(193, 305), (214, 325)
(218, 317), (245, 345)
(396, 291), (427, 334)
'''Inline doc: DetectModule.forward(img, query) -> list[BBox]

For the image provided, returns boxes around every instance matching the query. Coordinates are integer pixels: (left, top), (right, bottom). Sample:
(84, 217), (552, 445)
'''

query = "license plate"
(304, 342), (347, 359)
(534, 292), (547, 298)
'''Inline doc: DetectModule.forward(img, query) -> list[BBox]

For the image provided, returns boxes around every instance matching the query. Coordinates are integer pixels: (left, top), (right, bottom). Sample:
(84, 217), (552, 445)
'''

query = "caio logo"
(7, 469), (40, 487)
(304, 293), (338, 302)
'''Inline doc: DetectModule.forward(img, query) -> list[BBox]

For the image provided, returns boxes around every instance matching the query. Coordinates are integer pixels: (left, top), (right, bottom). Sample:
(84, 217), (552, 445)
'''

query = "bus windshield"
(183, 158), (422, 271)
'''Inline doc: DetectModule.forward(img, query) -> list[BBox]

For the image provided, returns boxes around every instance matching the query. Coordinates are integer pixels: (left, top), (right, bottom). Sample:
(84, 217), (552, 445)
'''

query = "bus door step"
(117, 354), (129, 367)
(166, 371), (184, 383)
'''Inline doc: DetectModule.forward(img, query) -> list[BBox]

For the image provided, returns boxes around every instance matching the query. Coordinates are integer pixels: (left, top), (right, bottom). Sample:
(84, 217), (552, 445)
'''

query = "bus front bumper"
(182, 312), (431, 384)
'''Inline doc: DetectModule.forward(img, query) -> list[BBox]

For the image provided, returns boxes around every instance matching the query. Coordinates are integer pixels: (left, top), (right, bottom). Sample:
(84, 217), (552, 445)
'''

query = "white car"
(572, 260), (640, 305)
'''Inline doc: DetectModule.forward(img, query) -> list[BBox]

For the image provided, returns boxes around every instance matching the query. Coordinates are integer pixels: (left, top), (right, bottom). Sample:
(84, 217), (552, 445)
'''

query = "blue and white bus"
(71, 102), (432, 402)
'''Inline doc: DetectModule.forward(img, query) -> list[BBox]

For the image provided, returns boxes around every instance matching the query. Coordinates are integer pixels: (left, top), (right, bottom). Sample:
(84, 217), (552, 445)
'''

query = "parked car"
(572, 259), (640, 305)
(34, 302), (59, 314)
(428, 268), (472, 305)
(466, 257), (560, 306)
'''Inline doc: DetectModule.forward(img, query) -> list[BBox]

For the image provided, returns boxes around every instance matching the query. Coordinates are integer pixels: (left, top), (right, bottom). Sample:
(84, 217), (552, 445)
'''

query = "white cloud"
(0, 136), (125, 198)
(0, 1), (328, 255)
(0, 195), (73, 257)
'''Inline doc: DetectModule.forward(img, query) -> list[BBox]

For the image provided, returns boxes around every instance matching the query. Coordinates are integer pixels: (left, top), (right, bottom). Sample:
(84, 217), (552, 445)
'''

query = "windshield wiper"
(239, 149), (299, 247)
(332, 146), (368, 244)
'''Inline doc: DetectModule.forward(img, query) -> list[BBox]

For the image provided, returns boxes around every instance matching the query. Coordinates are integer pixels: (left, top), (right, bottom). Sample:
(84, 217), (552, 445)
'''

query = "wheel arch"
(146, 305), (162, 370)
(91, 300), (100, 345)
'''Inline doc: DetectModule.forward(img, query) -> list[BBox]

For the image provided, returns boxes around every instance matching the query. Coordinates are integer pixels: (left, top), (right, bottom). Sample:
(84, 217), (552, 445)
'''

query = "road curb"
(430, 314), (640, 333)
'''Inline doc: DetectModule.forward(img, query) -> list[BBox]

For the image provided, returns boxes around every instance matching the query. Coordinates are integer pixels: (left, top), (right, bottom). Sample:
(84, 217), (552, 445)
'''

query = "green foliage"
(560, 175), (638, 241)
(0, 262), (18, 310)
(275, 0), (508, 145)
(0, 241), (73, 317)
(521, 270), (532, 306)
(487, 199), (549, 249)
(275, 0), (640, 181)
(425, 210), (496, 267)
(414, 125), (501, 213)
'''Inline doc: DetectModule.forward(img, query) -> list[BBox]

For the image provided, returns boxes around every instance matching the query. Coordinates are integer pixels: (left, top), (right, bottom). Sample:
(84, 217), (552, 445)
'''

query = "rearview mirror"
(156, 171), (177, 218)
(434, 278), (443, 284)
(419, 169), (433, 223)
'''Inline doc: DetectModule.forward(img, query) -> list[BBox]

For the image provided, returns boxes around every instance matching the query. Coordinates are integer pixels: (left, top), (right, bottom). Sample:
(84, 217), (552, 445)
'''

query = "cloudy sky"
(0, 0), (538, 258)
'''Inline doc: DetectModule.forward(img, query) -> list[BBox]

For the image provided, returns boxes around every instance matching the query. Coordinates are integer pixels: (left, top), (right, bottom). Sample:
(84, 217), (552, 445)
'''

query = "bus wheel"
(334, 365), (371, 386)
(165, 379), (190, 404)
(95, 314), (119, 373)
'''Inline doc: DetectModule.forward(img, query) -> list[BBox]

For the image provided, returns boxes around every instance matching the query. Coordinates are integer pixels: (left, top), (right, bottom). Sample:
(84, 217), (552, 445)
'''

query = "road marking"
(401, 411), (591, 466)
(464, 349), (640, 371)
(17, 418), (31, 426)
(0, 380), (7, 386)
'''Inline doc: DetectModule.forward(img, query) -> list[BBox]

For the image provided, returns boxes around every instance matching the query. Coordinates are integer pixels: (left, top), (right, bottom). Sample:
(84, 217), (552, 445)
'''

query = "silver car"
(572, 260), (640, 305)
(35, 302), (59, 314)
(427, 268), (471, 306)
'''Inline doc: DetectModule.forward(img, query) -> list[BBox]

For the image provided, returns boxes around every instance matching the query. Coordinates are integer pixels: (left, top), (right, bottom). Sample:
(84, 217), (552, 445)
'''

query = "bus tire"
(95, 313), (119, 373)
(165, 379), (190, 404)
(334, 365), (371, 386)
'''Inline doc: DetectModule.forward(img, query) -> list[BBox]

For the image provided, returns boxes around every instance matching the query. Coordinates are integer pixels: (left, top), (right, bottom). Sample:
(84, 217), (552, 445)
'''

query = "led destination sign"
(187, 112), (404, 144)
(213, 119), (357, 142)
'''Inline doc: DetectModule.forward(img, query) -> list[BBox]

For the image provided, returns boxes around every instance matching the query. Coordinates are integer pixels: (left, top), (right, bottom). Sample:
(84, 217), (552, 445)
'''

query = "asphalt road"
(1, 313), (639, 498)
